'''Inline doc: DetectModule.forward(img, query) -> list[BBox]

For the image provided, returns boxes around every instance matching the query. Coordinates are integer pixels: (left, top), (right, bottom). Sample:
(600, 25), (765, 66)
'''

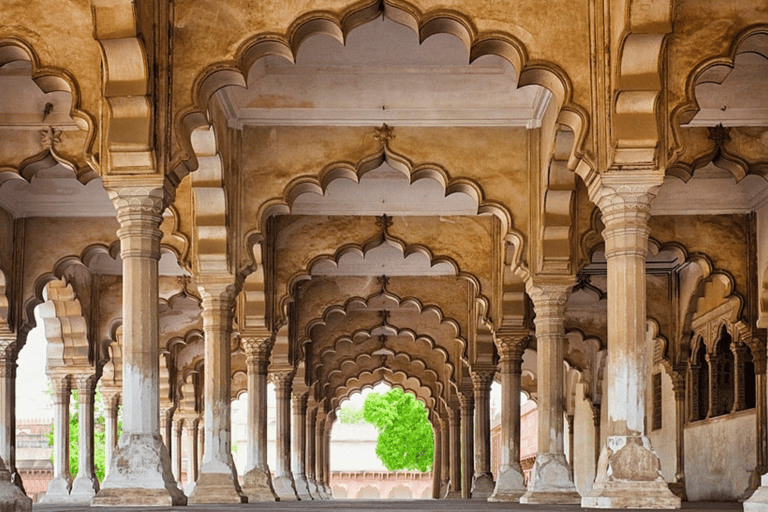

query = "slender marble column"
(241, 336), (277, 501)
(582, 174), (680, 509)
(93, 186), (185, 507)
(520, 280), (580, 504)
(315, 415), (327, 499)
(489, 335), (527, 501)
(184, 418), (199, 496)
(733, 343), (749, 413)
(292, 391), (312, 499)
(101, 391), (120, 479)
(197, 426), (204, 471)
(471, 369), (495, 498)
(172, 418), (183, 488)
(668, 375), (687, 500)
(40, 374), (71, 503)
(271, 369), (298, 500)
(70, 374), (100, 504)
(305, 407), (318, 498)
(159, 408), (173, 458)
(0, 353), (29, 512)
(0, 343), (21, 492)
(446, 405), (461, 498)
(458, 388), (474, 499)
(432, 421), (442, 499)
(190, 281), (245, 503)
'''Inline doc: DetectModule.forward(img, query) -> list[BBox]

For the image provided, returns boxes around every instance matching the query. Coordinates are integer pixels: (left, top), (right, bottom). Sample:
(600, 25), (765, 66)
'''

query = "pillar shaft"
(323, 422), (332, 497)
(305, 407), (318, 498)
(172, 419), (182, 484)
(93, 186), (185, 507)
(432, 422), (442, 499)
(241, 336), (277, 501)
(189, 281), (245, 504)
(470, 370), (495, 499)
(669, 377), (687, 499)
(459, 389), (473, 499)
(292, 392), (311, 499)
(447, 407), (461, 498)
(270, 369), (298, 500)
(41, 374), (71, 503)
(582, 174), (680, 509)
(70, 374), (100, 503)
(184, 418), (199, 495)
(440, 419), (449, 497)
(315, 416), (327, 499)
(490, 336), (527, 502)
(520, 280), (580, 504)
(102, 392), (120, 479)
(0, 340), (29, 511)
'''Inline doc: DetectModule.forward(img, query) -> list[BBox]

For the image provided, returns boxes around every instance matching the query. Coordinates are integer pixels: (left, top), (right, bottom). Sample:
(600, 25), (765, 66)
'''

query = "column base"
(38, 476), (70, 504)
(668, 480), (686, 501)
(581, 436), (680, 509)
(470, 471), (495, 499)
(446, 491), (462, 499)
(242, 466), (278, 502)
(0, 470), (31, 512)
(323, 483), (334, 498)
(184, 481), (196, 496)
(188, 461), (247, 504)
(293, 473), (312, 500)
(273, 474), (299, 501)
(519, 453), (580, 504)
(440, 479), (450, 499)
(744, 473), (768, 512)
(91, 433), (186, 507)
(488, 466), (526, 502)
(306, 477), (318, 499)
(69, 473), (99, 504)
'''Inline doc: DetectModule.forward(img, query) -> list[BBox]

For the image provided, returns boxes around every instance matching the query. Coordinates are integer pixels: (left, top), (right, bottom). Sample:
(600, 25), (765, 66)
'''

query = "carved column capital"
(101, 389), (121, 410)
(106, 186), (164, 260)
(242, 336), (274, 372)
(496, 334), (528, 374)
(292, 391), (308, 414)
(73, 373), (98, 396)
(470, 369), (495, 394)
(270, 369), (295, 393)
(457, 387), (474, 411)
(48, 373), (71, 402)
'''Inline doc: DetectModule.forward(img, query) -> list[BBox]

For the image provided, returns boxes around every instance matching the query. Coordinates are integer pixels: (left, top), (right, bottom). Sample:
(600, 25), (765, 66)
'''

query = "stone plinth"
(520, 453), (581, 504)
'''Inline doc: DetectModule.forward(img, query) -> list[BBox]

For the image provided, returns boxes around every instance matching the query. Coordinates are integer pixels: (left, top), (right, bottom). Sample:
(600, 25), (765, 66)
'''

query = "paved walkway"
(34, 500), (743, 512)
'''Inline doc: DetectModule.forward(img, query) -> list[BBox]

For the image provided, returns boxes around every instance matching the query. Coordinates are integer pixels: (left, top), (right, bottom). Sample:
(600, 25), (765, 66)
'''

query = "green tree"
(362, 388), (433, 472)
(337, 402), (365, 424)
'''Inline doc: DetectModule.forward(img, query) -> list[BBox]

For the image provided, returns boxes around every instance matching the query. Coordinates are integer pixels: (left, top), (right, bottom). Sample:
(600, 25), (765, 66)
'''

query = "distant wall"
(685, 409), (756, 501)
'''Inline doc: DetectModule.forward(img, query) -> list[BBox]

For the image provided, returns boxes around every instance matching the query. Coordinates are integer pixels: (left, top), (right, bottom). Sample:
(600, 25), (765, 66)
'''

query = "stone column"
(102, 391), (120, 479)
(93, 186), (185, 507)
(592, 404), (602, 468)
(582, 174), (680, 509)
(566, 415), (574, 466)
(440, 418), (450, 498)
(198, 425), (204, 471)
(668, 374), (687, 500)
(432, 420), (442, 499)
(446, 405), (461, 498)
(732, 343), (749, 413)
(323, 417), (333, 497)
(270, 368), (298, 500)
(241, 336), (277, 501)
(0, 355), (29, 512)
(458, 387), (474, 499)
(520, 280), (580, 504)
(189, 281), (245, 504)
(172, 418), (183, 487)
(292, 391), (312, 500)
(70, 374), (100, 504)
(706, 352), (717, 418)
(315, 414), (327, 499)
(305, 407), (318, 498)
(490, 335), (527, 501)
(745, 344), (768, 511)
(470, 369), (495, 499)
(40, 373), (71, 503)
(160, 408), (173, 457)
(184, 418), (199, 496)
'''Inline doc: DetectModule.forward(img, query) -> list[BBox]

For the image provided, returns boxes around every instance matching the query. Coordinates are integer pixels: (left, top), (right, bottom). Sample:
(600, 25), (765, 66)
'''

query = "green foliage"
(47, 387), (122, 482)
(362, 388), (433, 472)
(337, 403), (365, 424)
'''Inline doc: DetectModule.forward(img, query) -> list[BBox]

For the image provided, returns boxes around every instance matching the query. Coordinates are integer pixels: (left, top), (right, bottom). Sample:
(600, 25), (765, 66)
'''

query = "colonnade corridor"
(31, 501), (743, 512)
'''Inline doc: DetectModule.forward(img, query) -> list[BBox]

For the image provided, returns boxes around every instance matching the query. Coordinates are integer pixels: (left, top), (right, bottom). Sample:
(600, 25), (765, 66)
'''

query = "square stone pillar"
(93, 185), (185, 507)
(582, 174), (680, 509)
(458, 387), (474, 499)
(291, 391), (312, 499)
(69, 374), (100, 504)
(470, 369), (496, 499)
(270, 368), (299, 500)
(241, 336), (277, 501)
(189, 280), (246, 504)
(520, 279), (580, 505)
(489, 334), (528, 502)
(40, 373), (71, 504)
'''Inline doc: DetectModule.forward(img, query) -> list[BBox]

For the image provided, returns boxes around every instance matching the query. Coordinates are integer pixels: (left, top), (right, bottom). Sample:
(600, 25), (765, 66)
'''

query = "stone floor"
(34, 501), (743, 512)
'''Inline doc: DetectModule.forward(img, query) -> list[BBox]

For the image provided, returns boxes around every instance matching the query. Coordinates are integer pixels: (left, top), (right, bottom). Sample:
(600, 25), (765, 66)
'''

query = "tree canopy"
(355, 388), (433, 472)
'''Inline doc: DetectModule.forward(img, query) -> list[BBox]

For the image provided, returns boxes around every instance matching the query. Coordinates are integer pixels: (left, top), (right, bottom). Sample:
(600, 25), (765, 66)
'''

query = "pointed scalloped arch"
(0, 38), (96, 180)
(670, 25), (768, 170)
(329, 368), (436, 413)
(38, 279), (91, 370)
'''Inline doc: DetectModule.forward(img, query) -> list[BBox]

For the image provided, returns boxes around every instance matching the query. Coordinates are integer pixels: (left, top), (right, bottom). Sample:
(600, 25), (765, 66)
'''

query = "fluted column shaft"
(292, 392), (311, 499)
(490, 336), (527, 502)
(70, 374), (99, 502)
(242, 337), (277, 501)
(271, 369), (298, 500)
(458, 389), (474, 499)
(583, 174), (680, 509)
(520, 280), (580, 504)
(471, 369), (495, 499)
(94, 186), (184, 507)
